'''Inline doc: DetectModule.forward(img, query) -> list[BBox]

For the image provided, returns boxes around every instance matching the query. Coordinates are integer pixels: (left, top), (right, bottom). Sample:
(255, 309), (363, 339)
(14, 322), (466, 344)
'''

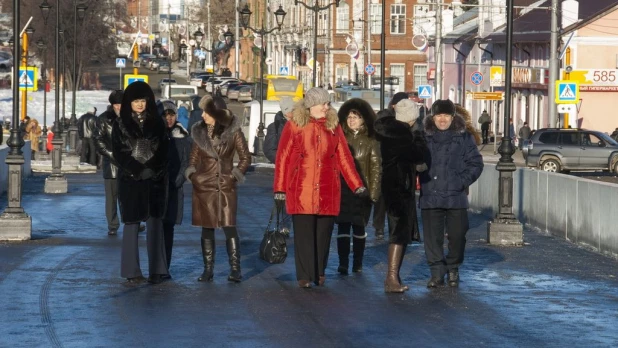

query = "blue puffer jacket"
(419, 114), (483, 209)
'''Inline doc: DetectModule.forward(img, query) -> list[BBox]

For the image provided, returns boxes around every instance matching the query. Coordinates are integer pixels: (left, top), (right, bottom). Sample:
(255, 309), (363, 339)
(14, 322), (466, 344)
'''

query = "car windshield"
(162, 79), (176, 83)
(271, 79), (300, 92)
(598, 132), (618, 145)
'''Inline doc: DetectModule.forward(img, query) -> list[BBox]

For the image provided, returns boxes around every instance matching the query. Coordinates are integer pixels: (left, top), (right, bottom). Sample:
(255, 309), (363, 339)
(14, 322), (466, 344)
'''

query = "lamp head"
(239, 4), (252, 30)
(274, 5), (287, 29)
(193, 28), (204, 43)
(76, 3), (88, 20)
(39, 0), (52, 25)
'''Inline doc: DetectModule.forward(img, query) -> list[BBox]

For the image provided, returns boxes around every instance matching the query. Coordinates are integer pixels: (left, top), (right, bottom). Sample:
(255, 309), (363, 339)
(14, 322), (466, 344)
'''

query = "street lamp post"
(238, 4), (286, 161)
(487, 0), (523, 245)
(40, 0), (68, 194)
(0, 0), (32, 240)
(68, 1), (88, 157)
(36, 38), (48, 152)
(294, 0), (340, 88)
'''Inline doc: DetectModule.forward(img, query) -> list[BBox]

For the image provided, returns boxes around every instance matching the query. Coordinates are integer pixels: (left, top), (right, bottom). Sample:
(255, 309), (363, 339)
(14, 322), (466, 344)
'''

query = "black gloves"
(141, 168), (154, 180)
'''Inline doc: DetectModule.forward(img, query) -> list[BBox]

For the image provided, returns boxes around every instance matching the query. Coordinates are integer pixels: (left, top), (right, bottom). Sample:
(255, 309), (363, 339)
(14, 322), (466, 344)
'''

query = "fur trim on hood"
(337, 98), (376, 137)
(291, 103), (339, 131)
(198, 95), (233, 127)
(190, 115), (241, 159)
(455, 105), (482, 145)
(424, 113), (467, 135)
(169, 122), (189, 139)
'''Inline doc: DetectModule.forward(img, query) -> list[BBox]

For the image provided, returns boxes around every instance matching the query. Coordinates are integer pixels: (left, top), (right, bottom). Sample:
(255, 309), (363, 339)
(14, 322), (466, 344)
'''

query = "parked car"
(523, 128), (618, 173)
(158, 62), (171, 74)
(227, 85), (245, 101)
(190, 74), (213, 88)
(205, 77), (236, 94)
(140, 54), (156, 67)
(158, 78), (177, 92)
(218, 80), (242, 97)
(149, 59), (163, 70)
(237, 86), (253, 102)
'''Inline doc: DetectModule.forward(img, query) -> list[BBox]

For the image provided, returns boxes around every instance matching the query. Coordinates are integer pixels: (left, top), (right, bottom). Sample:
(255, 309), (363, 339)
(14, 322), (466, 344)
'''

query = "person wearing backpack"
(264, 97), (295, 164)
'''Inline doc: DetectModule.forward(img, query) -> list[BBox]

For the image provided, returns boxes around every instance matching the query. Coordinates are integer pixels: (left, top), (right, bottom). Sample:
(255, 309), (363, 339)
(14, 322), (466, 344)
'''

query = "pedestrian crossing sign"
(123, 74), (149, 89)
(279, 66), (289, 75)
(555, 80), (579, 104)
(418, 85), (432, 99)
(18, 66), (38, 91)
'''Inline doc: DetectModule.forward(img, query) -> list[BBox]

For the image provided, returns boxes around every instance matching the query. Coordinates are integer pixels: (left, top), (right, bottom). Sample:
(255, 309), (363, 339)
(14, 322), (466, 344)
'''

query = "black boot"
(352, 234), (366, 273)
(198, 238), (215, 282)
(447, 268), (459, 287)
(336, 236), (350, 275)
(226, 237), (242, 282)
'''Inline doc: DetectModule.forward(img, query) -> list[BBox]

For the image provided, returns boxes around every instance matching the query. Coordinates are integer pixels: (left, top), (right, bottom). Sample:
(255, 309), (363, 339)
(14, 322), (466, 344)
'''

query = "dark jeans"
(104, 179), (120, 232)
(421, 208), (469, 277)
(292, 214), (335, 283)
(163, 221), (175, 270)
(80, 137), (97, 165)
(120, 217), (168, 279)
(481, 129), (489, 144)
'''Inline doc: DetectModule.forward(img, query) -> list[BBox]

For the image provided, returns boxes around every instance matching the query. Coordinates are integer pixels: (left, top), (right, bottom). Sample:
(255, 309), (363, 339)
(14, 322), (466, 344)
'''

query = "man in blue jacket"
(420, 99), (484, 288)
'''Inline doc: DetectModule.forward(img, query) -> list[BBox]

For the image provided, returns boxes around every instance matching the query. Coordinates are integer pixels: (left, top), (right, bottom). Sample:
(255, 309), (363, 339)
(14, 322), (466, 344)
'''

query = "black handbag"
(259, 203), (289, 264)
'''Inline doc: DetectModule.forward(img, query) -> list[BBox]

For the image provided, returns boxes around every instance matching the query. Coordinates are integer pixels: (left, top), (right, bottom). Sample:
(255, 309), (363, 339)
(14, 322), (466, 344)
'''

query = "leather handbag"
(259, 203), (289, 264)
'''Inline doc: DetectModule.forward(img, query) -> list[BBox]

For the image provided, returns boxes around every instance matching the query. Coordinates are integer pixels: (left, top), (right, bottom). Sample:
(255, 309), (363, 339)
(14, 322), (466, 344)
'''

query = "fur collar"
(117, 111), (166, 141)
(424, 114), (467, 135)
(169, 122), (189, 139)
(337, 98), (376, 137)
(374, 116), (411, 141)
(190, 115), (241, 158)
(291, 106), (339, 130)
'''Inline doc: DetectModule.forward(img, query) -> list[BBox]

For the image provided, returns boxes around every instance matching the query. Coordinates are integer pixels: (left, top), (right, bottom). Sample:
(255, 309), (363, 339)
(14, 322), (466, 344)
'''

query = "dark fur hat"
(120, 81), (158, 119)
(198, 95), (233, 126)
(109, 90), (123, 104)
(337, 98), (377, 137)
(430, 99), (456, 116)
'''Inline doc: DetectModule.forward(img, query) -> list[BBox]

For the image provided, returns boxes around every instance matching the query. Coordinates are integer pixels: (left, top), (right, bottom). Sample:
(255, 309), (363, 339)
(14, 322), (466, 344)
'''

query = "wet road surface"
(1, 173), (617, 347)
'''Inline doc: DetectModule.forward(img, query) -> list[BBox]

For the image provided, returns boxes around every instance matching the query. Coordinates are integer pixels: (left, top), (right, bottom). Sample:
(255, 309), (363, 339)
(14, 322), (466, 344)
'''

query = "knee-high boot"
(398, 244), (409, 291)
(336, 235), (351, 275)
(198, 238), (215, 282)
(352, 233), (366, 273)
(226, 237), (242, 282)
(384, 243), (408, 293)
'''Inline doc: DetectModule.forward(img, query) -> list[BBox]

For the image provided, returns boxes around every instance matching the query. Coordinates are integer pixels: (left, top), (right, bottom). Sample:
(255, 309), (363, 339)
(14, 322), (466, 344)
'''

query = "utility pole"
(235, 0), (240, 79)
(548, 0), (559, 127)
(207, 0), (212, 67)
(435, 2), (443, 100)
(379, 0), (385, 110)
(366, 0), (371, 89)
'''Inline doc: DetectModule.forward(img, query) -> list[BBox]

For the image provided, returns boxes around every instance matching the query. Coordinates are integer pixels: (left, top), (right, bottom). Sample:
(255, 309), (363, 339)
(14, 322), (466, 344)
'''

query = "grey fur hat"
(303, 87), (330, 109)
(161, 100), (177, 115)
(394, 99), (419, 124)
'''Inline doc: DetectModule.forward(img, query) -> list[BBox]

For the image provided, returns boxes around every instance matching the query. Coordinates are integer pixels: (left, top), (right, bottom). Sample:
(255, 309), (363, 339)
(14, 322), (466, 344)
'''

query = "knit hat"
(303, 87), (330, 109)
(161, 100), (177, 115)
(279, 97), (295, 115)
(394, 99), (418, 124)
(431, 99), (456, 116)
(108, 90), (123, 104)
(389, 92), (409, 109)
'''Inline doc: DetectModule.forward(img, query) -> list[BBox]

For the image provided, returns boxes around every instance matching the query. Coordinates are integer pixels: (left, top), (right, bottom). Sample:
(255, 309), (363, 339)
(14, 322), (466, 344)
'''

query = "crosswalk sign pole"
(119, 67), (122, 90)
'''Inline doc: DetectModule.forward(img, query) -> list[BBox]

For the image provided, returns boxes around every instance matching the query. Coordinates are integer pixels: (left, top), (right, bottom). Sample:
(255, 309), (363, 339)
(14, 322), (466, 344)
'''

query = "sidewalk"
(0, 172), (617, 347)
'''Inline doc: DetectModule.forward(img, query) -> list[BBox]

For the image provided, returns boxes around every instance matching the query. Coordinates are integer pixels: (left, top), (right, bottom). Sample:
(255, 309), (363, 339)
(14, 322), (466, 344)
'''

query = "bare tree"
(191, 0), (237, 74)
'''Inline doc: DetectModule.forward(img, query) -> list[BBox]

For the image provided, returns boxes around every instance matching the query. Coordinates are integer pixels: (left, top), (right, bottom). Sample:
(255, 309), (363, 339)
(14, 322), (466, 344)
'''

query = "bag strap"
(265, 202), (283, 233)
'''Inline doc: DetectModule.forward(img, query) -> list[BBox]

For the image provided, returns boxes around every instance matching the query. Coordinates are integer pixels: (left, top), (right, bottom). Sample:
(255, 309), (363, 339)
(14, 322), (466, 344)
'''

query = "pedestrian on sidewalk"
(185, 95), (251, 283)
(274, 88), (365, 288)
(335, 98), (381, 275)
(374, 100), (429, 293)
(478, 110), (491, 144)
(160, 100), (192, 274)
(264, 97), (294, 164)
(112, 81), (170, 285)
(518, 122), (531, 150)
(78, 107), (98, 166)
(420, 99), (483, 288)
(24, 117), (42, 157)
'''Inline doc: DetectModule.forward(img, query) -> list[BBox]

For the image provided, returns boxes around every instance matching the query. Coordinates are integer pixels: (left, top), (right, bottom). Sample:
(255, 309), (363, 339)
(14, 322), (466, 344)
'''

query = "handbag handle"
(265, 201), (283, 233)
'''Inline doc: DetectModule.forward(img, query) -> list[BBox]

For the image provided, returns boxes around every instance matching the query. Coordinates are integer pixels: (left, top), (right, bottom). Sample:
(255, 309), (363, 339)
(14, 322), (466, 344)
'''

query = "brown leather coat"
(187, 115), (251, 228)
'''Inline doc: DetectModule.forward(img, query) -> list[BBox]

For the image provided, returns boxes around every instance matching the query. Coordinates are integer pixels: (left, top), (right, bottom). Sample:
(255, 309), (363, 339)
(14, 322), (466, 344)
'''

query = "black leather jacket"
(78, 113), (97, 139)
(94, 109), (118, 179)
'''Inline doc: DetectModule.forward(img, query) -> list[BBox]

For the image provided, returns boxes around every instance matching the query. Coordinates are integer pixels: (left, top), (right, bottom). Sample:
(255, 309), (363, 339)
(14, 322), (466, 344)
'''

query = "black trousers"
(481, 129), (489, 144)
(421, 208), (469, 277)
(372, 195), (387, 233)
(120, 217), (168, 278)
(80, 137), (97, 165)
(104, 179), (120, 231)
(163, 221), (175, 270)
(292, 214), (335, 283)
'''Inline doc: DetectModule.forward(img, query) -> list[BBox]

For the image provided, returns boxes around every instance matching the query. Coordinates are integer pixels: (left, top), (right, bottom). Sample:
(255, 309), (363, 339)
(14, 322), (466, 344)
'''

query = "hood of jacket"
(190, 115), (241, 158)
(169, 122), (189, 139)
(190, 94), (201, 110)
(291, 104), (339, 131)
(424, 113), (467, 135)
(337, 98), (376, 137)
(118, 81), (163, 139)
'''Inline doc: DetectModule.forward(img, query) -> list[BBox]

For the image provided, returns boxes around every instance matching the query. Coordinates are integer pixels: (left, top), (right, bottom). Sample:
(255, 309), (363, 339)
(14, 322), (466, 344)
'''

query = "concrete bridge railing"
(0, 141), (32, 196)
(469, 164), (618, 258)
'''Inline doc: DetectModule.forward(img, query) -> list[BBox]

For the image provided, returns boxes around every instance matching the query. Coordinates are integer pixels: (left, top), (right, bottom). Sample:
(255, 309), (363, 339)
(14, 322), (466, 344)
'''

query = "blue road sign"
(364, 64), (375, 75)
(116, 58), (126, 68)
(418, 85), (432, 99)
(18, 67), (37, 91)
(555, 80), (579, 104)
(279, 66), (289, 75)
(470, 71), (483, 85)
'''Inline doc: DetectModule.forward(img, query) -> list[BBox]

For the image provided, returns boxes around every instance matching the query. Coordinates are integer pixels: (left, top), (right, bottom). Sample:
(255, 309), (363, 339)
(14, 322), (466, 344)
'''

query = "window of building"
(390, 64), (406, 92)
(370, 4), (382, 35)
(414, 64), (428, 89)
(336, 64), (349, 83)
(337, 3), (349, 33)
(390, 5), (406, 34)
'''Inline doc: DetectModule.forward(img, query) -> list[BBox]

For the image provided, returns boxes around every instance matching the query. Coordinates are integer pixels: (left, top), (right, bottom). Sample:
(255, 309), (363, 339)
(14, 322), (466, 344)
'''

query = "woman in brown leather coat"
(185, 95), (251, 283)
(335, 98), (381, 275)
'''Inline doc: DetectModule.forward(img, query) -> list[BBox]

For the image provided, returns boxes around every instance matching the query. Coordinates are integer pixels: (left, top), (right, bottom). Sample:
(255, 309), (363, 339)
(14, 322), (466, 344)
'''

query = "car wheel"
(540, 158), (561, 173)
(614, 161), (618, 174)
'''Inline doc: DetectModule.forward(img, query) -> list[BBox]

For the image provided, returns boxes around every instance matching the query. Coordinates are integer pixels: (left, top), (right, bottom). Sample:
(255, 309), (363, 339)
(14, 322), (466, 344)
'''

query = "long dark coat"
(374, 115), (428, 245)
(164, 122), (192, 225)
(112, 81), (169, 224)
(187, 100), (251, 228)
(94, 108), (119, 179)
(336, 98), (381, 226)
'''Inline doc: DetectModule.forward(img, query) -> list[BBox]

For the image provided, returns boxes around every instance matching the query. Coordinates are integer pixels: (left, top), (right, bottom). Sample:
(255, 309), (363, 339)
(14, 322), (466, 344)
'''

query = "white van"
(161, 84), (198, 100)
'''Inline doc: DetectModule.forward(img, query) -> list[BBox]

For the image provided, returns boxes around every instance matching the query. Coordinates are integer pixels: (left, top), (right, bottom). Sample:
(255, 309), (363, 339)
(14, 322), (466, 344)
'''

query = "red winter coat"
(274, 106), (363, 216)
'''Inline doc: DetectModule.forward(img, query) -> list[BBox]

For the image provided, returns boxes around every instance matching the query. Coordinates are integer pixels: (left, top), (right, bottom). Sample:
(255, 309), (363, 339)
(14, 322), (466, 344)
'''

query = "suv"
(523, 128), (618, 173)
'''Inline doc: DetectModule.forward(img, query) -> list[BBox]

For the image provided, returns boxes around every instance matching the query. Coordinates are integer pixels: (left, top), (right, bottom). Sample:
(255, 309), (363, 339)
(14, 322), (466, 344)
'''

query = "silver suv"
(523, 128), (618, 173)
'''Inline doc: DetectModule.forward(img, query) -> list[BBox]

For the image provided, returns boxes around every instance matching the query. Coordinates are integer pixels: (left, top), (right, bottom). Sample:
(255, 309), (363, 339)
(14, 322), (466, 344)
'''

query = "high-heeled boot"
(397, 244), (409, 291)
(198, 238), (215, 282)
(226, 237), (242, 282)
(336, 235), (350, 275)
(384, 243), (407, 293)
(352, 234), (366, 273)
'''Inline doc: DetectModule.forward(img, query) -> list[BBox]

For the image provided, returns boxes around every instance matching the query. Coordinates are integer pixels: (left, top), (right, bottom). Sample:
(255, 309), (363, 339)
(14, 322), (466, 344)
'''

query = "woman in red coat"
(274, 88), (365, 288)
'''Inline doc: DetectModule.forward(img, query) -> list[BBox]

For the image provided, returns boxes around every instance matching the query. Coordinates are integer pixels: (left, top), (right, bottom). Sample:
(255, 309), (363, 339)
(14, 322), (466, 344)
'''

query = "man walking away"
(78, 106), (98, 165)
(518, 122), (531, 150)
(478, 110), (491, 144)
(264, 97), (295, 164)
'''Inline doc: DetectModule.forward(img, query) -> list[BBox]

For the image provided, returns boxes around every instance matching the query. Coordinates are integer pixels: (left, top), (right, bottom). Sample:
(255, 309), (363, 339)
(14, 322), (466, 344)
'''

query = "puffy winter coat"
(186, 106), (251, 228)
(164, 122), (192, 225)
(419, 114), (483, 209)
(335, 98), (381, 226)
(274, 105), (363, 216)
(263, 111), (287, 163)
(112, 81), (169, 224)
(78, 112), (97, 139)
(94, 108), (119, 179)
